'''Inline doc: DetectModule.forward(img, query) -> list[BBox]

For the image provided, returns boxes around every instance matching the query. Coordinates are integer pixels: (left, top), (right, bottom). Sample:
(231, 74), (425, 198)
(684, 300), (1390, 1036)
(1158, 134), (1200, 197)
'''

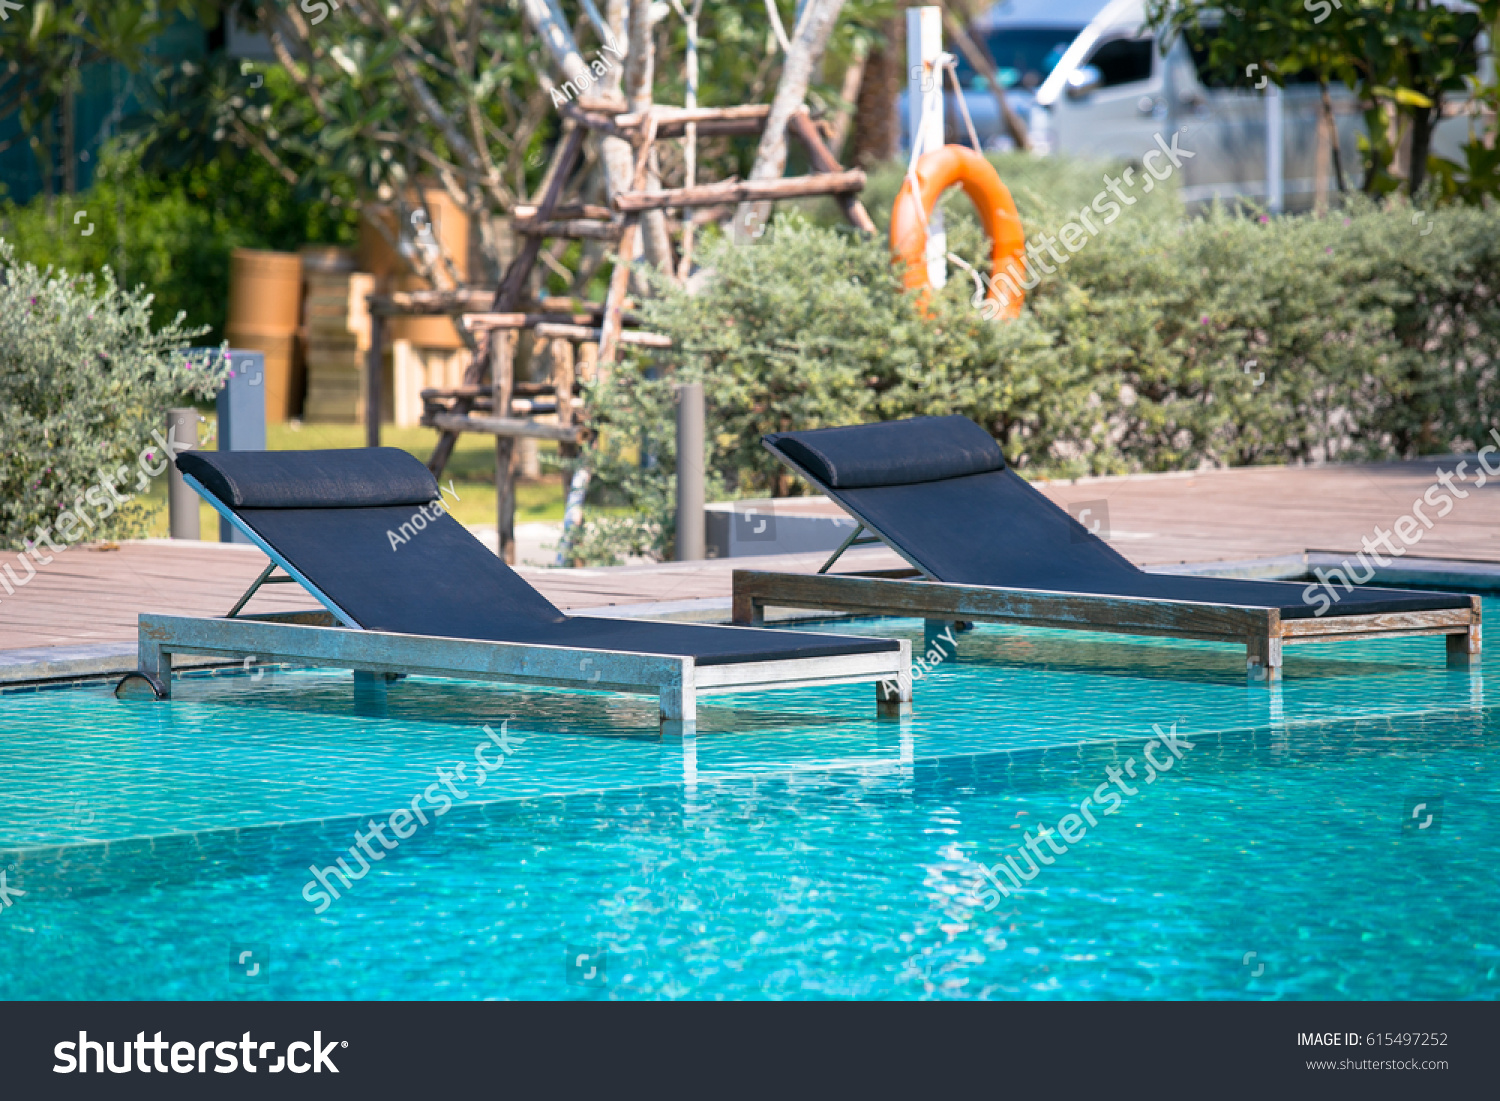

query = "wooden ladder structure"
(364, 99), (874, 564)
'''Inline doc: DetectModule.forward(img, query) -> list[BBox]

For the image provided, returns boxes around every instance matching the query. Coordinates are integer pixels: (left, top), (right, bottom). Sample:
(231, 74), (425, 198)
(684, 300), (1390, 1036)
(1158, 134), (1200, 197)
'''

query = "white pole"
(1266, 83), (1284, 214)
(907, 6), (946, 288)
(675, 382), (706, 561)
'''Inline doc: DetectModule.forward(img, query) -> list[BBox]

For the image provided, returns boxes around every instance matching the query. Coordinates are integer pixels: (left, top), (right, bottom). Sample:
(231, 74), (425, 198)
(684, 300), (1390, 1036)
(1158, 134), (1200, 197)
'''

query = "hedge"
(0, 242), (229, 549)
(571, 154), (1500, 565)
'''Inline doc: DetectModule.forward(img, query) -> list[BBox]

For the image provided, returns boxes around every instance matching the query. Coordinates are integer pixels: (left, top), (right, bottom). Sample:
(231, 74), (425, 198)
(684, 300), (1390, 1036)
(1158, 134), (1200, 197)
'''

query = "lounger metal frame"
(731, 450), (1482, 684)
(127, 475), (912, 737)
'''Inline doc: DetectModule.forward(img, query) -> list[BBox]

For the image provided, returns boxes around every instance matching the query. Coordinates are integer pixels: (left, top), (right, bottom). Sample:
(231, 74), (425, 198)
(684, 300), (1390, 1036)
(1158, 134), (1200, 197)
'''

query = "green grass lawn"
(140, 419), (567, 540)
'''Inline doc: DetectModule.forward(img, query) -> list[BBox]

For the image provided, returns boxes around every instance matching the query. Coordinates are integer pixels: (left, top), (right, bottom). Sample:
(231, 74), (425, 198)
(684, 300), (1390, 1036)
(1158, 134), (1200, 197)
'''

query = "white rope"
(904, 109), (932, 236)
(943, 53), (982, 152)
(946, 251), (990, 307)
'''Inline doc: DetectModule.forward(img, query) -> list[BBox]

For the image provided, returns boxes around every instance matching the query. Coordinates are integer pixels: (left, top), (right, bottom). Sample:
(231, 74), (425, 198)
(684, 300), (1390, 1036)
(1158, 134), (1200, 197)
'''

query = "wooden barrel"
(227, 249), (303, 421)
(227, 248), (302, 335)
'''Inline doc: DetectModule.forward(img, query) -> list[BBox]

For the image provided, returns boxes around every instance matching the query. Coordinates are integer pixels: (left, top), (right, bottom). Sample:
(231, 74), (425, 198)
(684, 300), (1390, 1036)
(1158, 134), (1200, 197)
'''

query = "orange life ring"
(890, 145), (1026, 319)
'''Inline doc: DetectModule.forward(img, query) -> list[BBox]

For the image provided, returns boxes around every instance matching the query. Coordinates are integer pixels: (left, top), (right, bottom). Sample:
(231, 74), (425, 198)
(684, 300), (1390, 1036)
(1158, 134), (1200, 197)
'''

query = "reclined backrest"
(764, 415), (1143, 589)
(178, 448), (565, 636)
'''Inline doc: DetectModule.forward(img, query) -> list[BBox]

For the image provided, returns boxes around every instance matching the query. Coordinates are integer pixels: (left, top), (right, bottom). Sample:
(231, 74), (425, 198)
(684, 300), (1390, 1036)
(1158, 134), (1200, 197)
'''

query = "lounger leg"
(731, 588), (764, 627)
(877, 640), (913, 720)
(140, 637), (172, 700)
(1247, 636), (1282, 685)
(662, 732), (698, 787)
(353, 670), (388, 717)
(1447, 625), (1481, 668)
(660, 661), (697, 740)
(924, 619), (961, 664)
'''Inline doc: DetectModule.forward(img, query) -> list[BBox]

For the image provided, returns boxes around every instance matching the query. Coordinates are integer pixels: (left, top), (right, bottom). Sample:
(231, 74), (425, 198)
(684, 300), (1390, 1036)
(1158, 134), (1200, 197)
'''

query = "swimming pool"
(2, 603), (1496, 1000)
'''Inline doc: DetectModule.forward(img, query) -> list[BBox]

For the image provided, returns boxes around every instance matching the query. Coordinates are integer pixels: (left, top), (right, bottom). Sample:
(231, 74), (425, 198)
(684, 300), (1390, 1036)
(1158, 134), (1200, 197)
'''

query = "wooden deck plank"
(4, 456), (1499, 653)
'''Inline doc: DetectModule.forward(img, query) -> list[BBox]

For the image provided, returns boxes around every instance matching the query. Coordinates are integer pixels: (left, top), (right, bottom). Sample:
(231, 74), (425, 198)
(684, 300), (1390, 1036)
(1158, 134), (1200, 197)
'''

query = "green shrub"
(853, 150), (1183, 237)
(0, 242), (229, 550)
(571, 161), (1500, 566)
(0, 144), (356, 342)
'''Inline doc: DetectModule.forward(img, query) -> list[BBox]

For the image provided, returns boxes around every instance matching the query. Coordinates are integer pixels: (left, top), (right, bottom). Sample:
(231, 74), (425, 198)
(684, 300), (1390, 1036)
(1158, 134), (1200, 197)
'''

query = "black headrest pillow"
(765, 415), (1006, 489)
(177, 448), (440, 509)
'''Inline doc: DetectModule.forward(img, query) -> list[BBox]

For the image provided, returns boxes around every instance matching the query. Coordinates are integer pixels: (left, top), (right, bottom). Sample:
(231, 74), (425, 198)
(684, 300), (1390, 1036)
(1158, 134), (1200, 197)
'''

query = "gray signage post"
(216, 349), (267, 544)
(166, 408), (200, 540)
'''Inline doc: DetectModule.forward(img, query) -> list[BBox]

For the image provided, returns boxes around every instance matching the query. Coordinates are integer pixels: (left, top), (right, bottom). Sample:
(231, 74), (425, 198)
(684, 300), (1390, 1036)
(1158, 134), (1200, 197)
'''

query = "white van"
(907, 0), (1482, 209)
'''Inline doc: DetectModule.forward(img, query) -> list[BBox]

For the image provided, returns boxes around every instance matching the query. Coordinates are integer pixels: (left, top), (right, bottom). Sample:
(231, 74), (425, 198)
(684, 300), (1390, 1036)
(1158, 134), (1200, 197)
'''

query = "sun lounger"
(730, 416), (1480, 684)
(116, 448), (909, 736)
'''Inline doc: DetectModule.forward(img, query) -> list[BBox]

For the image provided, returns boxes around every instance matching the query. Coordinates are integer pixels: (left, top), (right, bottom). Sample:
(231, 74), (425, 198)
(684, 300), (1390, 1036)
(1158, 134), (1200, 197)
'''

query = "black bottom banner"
(4, 999), (1494, 1099)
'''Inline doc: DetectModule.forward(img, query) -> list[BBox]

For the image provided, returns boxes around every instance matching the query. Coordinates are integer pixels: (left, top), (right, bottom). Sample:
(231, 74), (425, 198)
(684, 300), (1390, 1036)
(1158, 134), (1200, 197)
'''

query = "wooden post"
(600, 111), (658, 374)
(365, 312), (385, 447)
(1447, 596), (1482, 667)
(489, 127), (585, 320)
(659, 661), (697, 740)
(1314, 106), (1330, 214)
(877, 640), (913, 719)
(429, 123), (583, 480)
(493, 331), (517, 564)
(731, 588), (764, 627)
(458, 124), (585, 394)
(553, 335), (577, 475)
(597, 214), (634, 377)
(787, 108), (875, 233)
(613, 170), (866, 212)
(1246, 634), (1282, 685)
(578, 340), (599, 385)
(426, 416), (463, 477)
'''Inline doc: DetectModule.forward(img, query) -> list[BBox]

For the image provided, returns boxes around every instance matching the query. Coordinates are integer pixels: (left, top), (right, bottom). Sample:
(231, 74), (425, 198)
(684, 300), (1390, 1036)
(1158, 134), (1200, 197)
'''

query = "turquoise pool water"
(1, 603), (1496, 999)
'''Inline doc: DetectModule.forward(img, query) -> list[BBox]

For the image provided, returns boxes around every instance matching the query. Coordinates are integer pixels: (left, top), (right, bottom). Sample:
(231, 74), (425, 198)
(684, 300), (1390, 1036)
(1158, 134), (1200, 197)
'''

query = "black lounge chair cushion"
(765, 417), (1474, 621)
(766, 415), (1005, 489)
(183, 449), (898, 666)
(179, 448), (439, 509)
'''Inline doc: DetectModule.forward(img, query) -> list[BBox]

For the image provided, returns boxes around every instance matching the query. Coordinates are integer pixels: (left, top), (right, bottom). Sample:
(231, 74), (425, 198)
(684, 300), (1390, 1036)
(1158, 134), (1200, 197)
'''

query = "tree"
(0, 0), (221, 196)
(1144, 0), (1498, 199)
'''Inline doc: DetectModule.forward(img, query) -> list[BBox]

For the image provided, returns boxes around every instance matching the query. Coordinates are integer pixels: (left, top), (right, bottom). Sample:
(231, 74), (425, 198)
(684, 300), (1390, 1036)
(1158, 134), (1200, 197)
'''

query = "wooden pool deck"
(5, 454), (1499, 682)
